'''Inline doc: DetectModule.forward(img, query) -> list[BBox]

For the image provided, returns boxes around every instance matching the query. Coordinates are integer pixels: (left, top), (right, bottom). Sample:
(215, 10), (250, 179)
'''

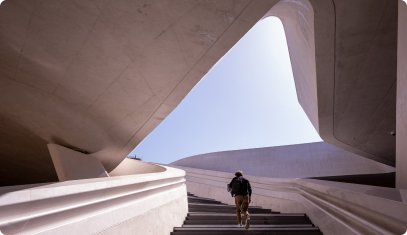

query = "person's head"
(235, 170), (243, 177)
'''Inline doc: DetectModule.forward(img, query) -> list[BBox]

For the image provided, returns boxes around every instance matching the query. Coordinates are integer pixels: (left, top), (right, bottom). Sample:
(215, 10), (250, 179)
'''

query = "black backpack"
(231, 177), (243, 196)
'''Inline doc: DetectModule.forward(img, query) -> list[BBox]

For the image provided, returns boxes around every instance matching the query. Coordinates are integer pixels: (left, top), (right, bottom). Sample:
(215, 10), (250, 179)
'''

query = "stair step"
(183, 220), (312, 225)
(189, 208), (278, 213)
(188, 196), (216, 200)
(187, 213), (305, 217)
(182, 224), (314, 228)
(171, 227), (322, 235)
(175, 227), (319, 231)
(188, 203), (263, 209)
(188, 199), (224, 205)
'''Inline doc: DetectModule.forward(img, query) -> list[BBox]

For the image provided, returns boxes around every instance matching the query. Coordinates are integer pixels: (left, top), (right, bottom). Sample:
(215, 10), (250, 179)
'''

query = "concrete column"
(397, 0), (407, 188)
(48, 144), (109, 181)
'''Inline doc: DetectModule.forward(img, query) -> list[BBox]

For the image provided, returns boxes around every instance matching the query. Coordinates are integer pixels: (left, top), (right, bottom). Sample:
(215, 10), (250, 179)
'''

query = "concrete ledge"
(0, 165), (187, 235)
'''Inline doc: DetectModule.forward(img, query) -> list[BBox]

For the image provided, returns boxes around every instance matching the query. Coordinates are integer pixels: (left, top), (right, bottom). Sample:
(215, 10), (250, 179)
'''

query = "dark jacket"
(229, 176), (252, 196)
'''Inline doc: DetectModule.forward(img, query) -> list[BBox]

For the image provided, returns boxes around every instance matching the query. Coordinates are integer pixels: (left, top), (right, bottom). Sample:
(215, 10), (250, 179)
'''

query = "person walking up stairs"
(229, 170), (252, 229)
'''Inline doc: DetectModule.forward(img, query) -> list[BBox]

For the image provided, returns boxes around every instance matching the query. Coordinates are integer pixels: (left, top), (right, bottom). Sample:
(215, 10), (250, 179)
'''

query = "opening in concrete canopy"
(130, 17), (322, 164)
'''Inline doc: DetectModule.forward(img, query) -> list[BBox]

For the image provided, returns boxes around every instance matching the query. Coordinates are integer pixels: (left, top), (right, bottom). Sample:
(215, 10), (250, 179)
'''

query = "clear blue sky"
(131, 17), (322, 163)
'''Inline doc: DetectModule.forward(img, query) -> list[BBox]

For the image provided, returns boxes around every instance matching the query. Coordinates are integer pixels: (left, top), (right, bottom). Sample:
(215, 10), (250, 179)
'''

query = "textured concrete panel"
(332, 0), (398, 164)
(170, 142), (395, 179)
(397, 0), (407, 188)
(48, 144), (109, 181)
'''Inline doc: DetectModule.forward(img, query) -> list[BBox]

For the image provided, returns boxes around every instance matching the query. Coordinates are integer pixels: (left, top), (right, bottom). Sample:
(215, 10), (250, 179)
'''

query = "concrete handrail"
(0, 165), (187, 235)
(174, 165), (407, 235)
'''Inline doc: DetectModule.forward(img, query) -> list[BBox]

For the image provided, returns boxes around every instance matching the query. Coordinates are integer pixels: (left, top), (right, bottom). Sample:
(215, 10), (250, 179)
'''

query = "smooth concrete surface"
(0, 0), (281, 186)
(96, 195), (187, 235)
(48, 143), (109, 181)
(262, 0), (319, 132)
(170, 142), (395, 179)
(397, 0), (407, 189)
(0, 164), (187, 235)
(0, 0), (400, 186)
(109, 158), (165, 177)
(175, 165), (407, 235)
(262, 0), (398, 166)
(329, 0), (398, 165)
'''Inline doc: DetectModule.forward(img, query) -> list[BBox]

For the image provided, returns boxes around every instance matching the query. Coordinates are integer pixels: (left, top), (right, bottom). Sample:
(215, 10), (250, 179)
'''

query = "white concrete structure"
(171, 142), (395, 179)
(1, 0), (407, 234)
(0, 163), (187, 235)
(0, 0), (402, 186)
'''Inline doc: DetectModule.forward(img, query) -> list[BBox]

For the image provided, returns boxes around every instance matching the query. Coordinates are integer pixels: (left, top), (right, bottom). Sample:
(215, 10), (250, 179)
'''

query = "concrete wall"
(263, 0), (319, 132)
(0, 165), (187, 235)
(327, 0), (398, 166)
(96, 195), (187, 235)
(170, 142), (395, 179)
(397, 0), (407, 189)
(261, 0), (398, 167)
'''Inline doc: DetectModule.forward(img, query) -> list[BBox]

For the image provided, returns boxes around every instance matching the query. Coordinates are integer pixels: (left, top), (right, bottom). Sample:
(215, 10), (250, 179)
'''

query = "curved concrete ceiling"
(0, 0), (280, 186)
(0, 0), (398, 186)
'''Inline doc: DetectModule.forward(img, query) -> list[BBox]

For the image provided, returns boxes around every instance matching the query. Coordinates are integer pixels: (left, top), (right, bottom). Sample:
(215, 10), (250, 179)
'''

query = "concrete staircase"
(171, 193), (323, 234)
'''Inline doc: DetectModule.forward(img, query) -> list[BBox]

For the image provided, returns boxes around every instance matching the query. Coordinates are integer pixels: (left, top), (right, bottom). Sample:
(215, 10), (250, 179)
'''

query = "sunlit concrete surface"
(0, 164), (187, 235)
(170, 142), (395, 179)
(109, 158), (166, 176)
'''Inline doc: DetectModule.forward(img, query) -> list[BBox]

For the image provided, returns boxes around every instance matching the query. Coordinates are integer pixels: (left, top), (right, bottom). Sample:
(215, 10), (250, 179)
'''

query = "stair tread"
(187, 213), (305, 216)
(174, 227), (319, 231)
(188, 203), (263, 208)
(188, 196), (216, 200)
(183, 221), (312, 225)
(182, 224), (313, 228)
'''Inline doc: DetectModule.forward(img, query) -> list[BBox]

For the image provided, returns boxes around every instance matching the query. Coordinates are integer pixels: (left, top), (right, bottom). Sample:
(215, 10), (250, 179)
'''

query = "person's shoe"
(245, 219), (250, 230)
(237, 224), (243, 227)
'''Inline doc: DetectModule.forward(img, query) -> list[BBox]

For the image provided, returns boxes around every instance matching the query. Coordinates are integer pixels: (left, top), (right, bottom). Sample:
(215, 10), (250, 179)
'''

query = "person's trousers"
(235, 195), (250, 224)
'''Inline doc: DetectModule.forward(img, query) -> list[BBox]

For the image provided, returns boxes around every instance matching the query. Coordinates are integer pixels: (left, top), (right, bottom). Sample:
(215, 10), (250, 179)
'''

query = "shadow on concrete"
(308, 172), (396, 188)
